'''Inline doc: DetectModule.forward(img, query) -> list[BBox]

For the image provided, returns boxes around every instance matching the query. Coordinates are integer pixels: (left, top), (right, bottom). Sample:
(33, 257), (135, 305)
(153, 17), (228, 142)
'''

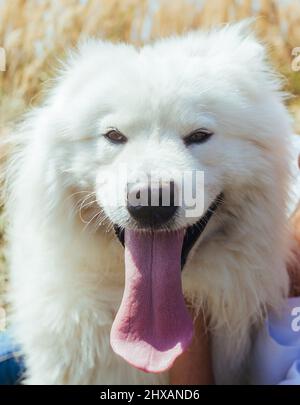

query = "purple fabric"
(250, 297), (300, 385)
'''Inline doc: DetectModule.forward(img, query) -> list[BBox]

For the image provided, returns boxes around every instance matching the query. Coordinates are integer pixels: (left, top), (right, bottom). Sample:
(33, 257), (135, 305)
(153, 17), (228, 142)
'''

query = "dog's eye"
(104, 129), (127, 144)
(184, 129), (213, 146)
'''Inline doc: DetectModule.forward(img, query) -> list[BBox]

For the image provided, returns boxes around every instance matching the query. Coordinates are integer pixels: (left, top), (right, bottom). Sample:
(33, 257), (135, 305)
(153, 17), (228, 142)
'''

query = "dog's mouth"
(114, 192), (224, 270)
(110, 193), (223, 373)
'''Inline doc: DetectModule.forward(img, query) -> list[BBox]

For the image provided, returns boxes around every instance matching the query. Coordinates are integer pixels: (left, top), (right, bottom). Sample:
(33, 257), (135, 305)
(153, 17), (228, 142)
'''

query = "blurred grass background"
(1, 0), (300, 308)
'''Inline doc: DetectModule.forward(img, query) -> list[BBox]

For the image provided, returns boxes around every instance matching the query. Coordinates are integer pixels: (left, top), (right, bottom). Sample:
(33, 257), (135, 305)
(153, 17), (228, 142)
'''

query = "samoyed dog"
(6, 22), (294, 384)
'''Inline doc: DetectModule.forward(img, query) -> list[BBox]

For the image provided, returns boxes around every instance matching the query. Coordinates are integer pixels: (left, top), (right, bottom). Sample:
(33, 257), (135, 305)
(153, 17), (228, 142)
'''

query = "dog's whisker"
(82, 210), (103, 231)
(78, 198), (98, 212)
(65, 190), (94, 203)
(76, 193), (97, 214)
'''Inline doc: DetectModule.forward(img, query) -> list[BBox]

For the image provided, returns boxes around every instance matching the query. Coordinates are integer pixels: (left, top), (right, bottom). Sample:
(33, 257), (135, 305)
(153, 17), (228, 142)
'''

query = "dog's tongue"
(110, 229), (193, 373)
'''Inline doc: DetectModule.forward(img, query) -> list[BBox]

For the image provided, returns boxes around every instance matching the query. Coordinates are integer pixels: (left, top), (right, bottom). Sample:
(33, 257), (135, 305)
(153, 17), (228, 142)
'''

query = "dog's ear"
(52, 38), (114, 82)
(49, 38), (137, 102)
(183, 19), (264, 59)
(180, 20), (284, 97)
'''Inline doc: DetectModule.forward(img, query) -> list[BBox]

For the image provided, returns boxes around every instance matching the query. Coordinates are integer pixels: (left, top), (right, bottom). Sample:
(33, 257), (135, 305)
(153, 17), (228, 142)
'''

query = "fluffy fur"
(6, 22), (293, 384)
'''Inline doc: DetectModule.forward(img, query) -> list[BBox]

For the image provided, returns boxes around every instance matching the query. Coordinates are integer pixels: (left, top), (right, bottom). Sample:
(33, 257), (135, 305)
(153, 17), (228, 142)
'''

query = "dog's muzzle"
(115, 192), (224, 269)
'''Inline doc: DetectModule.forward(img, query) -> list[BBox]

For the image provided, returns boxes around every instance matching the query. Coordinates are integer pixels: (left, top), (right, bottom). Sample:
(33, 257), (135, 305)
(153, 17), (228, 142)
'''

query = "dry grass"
(1, 0), (300, 306)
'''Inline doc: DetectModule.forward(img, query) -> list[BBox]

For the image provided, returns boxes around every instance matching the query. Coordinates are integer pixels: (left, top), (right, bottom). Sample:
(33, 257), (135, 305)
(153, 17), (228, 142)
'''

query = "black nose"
(127, 181), (178, 227)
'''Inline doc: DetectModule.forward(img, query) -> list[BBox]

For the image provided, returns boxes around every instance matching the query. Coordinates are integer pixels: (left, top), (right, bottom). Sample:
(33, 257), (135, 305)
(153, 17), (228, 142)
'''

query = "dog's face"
(45, 25), (285, 238)
(33, 24), (290, 372)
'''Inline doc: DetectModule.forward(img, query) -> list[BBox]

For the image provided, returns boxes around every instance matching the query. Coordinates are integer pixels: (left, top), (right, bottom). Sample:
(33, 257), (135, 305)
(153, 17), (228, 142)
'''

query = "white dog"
(6, 22), (294, 384)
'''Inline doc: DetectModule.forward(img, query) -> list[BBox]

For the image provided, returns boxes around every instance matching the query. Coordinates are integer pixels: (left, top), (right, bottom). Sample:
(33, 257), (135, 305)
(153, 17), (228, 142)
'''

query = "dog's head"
(19, 22), (291, 373)
(43, 22), (289, 233)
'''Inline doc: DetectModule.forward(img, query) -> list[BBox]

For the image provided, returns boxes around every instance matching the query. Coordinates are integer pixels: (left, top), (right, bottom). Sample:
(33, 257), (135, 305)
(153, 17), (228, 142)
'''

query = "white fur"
(6, 22), (293, 384)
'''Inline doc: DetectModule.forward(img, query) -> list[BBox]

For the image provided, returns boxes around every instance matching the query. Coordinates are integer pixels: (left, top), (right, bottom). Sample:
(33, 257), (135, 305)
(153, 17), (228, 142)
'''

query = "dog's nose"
(127, 181), (178, 227)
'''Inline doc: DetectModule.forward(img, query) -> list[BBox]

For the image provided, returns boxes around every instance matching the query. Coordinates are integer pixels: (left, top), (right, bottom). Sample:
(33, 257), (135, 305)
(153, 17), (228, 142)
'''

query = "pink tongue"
(110, 229), (194, 373)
